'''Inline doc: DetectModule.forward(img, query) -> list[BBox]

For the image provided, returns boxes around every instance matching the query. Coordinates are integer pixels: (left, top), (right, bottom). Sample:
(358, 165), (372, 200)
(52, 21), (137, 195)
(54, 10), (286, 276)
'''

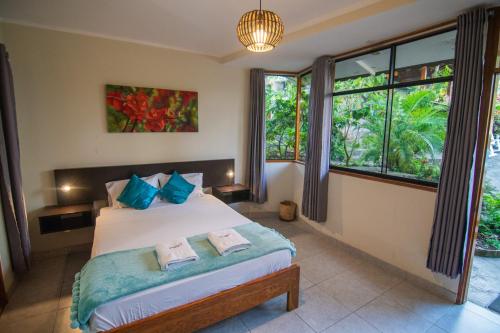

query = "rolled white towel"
(208, 229), (251, 256)
(155, 238), (199, 271)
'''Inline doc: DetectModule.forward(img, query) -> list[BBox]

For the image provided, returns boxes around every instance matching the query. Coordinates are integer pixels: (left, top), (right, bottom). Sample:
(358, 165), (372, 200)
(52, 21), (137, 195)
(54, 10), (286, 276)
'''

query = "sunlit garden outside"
(265, 75), (297, 160)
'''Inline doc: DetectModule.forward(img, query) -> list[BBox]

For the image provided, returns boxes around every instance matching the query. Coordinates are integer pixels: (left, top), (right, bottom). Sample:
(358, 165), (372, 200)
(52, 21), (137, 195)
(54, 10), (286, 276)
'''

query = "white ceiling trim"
(0, 18), (218, 59)
(1, 0), (416, 66)
(219, 0), (415, 63)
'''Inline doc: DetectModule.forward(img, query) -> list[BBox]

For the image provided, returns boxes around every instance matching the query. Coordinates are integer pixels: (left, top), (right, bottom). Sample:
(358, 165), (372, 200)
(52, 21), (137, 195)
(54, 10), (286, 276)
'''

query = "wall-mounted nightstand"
(213, 184), (250, 204)
(38, 204), (94, 234)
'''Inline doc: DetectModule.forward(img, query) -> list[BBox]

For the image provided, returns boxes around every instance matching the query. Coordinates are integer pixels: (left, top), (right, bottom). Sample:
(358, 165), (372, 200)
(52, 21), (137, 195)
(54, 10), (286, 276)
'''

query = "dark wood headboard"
(54, 159), (235, 206)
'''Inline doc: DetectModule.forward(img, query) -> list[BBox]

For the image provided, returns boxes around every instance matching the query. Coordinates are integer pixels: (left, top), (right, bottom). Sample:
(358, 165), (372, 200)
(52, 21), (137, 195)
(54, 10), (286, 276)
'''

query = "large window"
(265, 75), (297, 160)
(331, 30), (455, 184)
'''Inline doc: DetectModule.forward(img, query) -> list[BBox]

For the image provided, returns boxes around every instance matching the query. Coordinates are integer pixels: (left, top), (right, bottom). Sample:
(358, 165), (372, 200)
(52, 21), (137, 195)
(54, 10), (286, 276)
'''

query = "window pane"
(299, 73), (311, 161)
(387, 82), (451, 182)
(395, 30), (456, 83)
(331, 90), (387, 171)
(334, 49), (390, 92)
(265, 75), (297, 160)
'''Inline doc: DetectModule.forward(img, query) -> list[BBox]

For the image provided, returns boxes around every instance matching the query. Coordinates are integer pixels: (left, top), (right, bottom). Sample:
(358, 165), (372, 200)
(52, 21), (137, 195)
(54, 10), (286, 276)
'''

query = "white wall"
(291, 163), (459, 292)
(1, 23), (249, 252)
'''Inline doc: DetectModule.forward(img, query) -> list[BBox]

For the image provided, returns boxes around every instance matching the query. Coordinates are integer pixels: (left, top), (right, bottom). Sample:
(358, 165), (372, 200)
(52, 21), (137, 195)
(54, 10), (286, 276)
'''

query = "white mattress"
(90, 195), (291, 332)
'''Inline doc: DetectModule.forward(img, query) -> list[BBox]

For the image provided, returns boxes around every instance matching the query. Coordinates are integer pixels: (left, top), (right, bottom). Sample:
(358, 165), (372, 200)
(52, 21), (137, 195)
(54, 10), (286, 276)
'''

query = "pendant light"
(236, 0), (284, 52)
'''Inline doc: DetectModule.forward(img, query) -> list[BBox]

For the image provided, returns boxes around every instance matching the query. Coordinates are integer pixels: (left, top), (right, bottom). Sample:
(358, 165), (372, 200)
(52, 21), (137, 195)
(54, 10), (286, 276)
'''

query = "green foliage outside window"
(265, 75), (297, 160)
(387, 84), (449, 181)
(478, 77), (500, 250)
(478, 182), (500, 250)
(331, 79), (450, 182)
(331, 90), (386, 169)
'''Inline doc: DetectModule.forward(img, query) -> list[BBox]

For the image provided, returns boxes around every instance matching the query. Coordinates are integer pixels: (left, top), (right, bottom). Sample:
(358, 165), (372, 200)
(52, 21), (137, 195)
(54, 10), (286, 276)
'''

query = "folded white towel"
(208, 229), (251, 256)
(155, 238), (199, 271)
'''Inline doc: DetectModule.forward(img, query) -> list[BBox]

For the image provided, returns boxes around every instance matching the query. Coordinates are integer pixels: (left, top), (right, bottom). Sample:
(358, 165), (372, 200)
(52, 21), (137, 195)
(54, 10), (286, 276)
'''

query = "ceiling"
(0, 0), (497, 71)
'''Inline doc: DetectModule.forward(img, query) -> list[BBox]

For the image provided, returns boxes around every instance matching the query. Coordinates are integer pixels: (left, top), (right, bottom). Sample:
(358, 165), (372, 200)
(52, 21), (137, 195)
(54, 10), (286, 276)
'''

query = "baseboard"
(295, 215), (457, 302)
(32, 243), (92, 262)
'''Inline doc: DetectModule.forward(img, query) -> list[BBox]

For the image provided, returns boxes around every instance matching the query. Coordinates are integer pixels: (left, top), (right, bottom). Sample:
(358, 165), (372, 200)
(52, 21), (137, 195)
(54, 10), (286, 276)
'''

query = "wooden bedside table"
(38, 204), (94, 234)
(213, 184), (250, 204)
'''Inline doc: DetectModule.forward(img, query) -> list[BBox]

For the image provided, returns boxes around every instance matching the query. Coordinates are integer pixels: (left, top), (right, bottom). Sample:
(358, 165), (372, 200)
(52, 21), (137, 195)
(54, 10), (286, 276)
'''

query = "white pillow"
(105, 174), (160, 208)
(158, 172), (204, 199)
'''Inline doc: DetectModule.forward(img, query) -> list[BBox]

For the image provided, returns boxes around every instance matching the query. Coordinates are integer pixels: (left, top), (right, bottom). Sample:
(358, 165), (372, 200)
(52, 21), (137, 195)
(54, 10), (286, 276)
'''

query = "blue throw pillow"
(159, 171), (195, 204)
(117, 174), (159, 210)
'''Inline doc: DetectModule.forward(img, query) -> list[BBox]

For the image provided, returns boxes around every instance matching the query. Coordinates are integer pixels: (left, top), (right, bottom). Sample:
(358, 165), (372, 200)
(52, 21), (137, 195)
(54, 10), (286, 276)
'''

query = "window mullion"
(381, 45), (397, 174)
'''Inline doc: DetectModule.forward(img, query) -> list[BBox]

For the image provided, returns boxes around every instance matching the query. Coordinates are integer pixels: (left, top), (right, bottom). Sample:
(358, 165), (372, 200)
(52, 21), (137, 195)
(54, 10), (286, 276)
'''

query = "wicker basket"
(279, 200), (297, 222)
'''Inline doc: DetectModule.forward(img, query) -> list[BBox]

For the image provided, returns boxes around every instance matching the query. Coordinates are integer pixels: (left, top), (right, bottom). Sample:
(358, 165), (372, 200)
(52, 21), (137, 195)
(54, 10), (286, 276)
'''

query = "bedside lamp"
(61, 184), (72, 192)
(226, 170), (234, 184)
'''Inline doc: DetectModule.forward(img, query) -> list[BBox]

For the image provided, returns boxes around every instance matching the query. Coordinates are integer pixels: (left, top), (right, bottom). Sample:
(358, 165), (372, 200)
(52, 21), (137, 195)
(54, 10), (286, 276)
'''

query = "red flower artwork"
(145, 108), (167, 132)
(106, 85), (198, 133)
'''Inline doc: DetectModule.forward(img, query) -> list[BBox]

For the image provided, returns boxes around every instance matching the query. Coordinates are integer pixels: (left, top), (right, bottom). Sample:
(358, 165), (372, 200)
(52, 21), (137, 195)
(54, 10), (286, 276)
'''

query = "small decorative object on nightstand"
(213, 184), (250, 204)
(38, 204), (94, 234)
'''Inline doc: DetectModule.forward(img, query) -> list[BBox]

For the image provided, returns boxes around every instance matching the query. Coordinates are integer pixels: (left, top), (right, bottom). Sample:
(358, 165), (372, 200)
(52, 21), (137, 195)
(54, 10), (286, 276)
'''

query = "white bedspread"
(89, 195), (291, 332)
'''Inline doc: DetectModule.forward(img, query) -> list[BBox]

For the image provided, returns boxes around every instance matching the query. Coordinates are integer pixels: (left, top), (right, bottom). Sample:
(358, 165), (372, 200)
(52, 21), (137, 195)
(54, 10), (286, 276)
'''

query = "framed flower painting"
(106, 84), (198, 132)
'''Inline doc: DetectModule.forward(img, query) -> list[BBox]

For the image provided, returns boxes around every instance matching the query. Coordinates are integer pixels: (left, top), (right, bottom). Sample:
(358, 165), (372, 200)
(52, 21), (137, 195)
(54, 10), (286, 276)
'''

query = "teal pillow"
(117, 174), (159, 210)
(159, 171), (195, 204)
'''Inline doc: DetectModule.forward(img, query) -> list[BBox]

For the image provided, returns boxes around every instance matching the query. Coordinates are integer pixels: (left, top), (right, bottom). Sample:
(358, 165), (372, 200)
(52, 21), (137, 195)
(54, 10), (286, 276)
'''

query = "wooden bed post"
(287, 264), (300, 311)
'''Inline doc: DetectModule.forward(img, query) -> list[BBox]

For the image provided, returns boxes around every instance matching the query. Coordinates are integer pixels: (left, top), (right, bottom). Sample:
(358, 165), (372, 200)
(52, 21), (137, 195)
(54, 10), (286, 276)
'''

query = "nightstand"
(213, 184), (250, 204)
(38, 204), (94, 234)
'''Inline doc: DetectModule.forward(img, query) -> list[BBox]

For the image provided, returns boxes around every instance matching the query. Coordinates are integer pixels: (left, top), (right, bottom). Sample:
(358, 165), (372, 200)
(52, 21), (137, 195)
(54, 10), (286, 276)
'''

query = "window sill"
(265, 160), (437, 192)
(329, 168), (437, 192)
(266, 159), (295, 163)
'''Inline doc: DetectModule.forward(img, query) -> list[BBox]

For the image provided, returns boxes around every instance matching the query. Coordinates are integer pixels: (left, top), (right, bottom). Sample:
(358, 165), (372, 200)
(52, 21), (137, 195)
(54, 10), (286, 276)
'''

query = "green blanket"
(70, 223), (296, 331)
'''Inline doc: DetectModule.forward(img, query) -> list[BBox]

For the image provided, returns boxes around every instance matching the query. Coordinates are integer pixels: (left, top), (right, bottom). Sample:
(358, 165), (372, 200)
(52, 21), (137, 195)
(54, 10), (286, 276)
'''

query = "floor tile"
(435, 305), (500, 333)
(356, 294), (433, 333)
(322, 313), (380, 333)
(53, 307), (79, 333)
(300, 273), (314, 291)
(63, 251), (90, 284)
(317, 271), (380, 311)
(58, 281), (74, 309)
(425, 325), (447, 333)
(239, 295), (288, 330)
(346, 262), (403, 294)
(250, 312), (314, 333)
(463, 301), (500, 326)
(384, 282), (454, 323)
(299, 249), (357, 284)
(294, 286), (350, 332)
(0, 310), (56, 333)
(197, 316), (249, 333)
(290, 233), (336, 262)
(0, 286), (60, 323)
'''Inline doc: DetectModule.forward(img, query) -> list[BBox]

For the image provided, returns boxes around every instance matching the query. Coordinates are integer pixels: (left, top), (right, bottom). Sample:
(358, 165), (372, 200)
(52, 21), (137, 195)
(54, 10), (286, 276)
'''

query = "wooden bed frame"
(52, 159), (300, 332)
(106, 264), (300, 333)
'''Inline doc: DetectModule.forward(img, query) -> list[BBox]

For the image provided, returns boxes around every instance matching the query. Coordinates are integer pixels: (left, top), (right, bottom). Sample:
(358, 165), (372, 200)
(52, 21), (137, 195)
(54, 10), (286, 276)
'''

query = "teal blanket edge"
(70, 222), (296, 331)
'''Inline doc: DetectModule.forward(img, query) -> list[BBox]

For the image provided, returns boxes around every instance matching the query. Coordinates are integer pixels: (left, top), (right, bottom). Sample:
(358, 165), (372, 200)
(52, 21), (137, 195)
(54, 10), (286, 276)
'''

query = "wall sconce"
(61, 184), (72, 193)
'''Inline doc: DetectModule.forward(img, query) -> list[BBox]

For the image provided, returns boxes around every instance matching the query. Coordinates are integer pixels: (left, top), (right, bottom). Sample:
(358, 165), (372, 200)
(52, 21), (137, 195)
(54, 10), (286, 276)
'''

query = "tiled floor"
(469, 255), (500, 310)
(1, 216), (500, 333)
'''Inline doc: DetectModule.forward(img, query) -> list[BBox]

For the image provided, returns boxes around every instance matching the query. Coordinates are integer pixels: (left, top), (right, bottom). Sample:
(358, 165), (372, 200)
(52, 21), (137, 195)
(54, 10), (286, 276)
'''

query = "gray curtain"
(426, 8), (487, 278)
(302, 56), (333, 222)
(247, 68), (267, 203)
(0, 44), (31, 273)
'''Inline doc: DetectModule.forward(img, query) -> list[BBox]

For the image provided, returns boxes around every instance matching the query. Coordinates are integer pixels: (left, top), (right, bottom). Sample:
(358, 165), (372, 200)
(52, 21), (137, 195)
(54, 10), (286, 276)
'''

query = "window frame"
(329, 27), (456, 188)
(264, 25), (456, 191)
(296, 70), (312, 161)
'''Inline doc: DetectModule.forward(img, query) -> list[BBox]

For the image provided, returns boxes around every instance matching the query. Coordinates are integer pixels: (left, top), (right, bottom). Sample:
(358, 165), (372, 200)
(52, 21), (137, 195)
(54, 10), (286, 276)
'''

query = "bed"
(54, 159), (299, 333)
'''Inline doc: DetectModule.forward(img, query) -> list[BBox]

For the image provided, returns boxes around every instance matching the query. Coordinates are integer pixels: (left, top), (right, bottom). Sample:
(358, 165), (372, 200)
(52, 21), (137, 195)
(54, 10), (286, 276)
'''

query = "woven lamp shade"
(237, 10), (284, 52)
